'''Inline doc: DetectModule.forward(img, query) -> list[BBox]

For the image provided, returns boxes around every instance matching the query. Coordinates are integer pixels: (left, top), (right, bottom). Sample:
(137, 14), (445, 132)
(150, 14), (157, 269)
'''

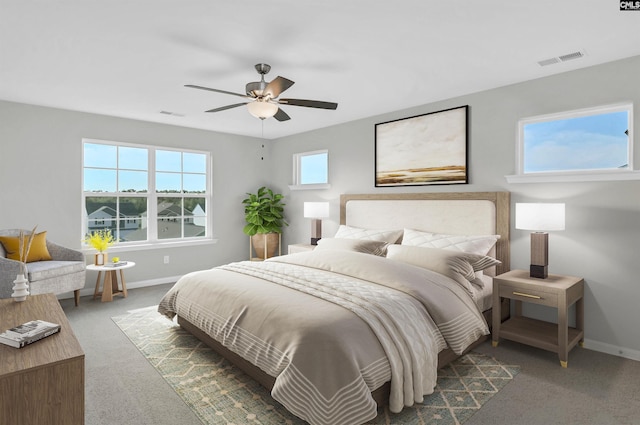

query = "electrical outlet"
(163, 255), (170, 264)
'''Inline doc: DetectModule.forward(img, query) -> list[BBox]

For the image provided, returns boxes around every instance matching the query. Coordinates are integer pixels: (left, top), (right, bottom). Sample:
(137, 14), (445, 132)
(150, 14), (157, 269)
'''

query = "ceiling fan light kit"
(247, 100), (278, 119)
(185, 63), (338, 122)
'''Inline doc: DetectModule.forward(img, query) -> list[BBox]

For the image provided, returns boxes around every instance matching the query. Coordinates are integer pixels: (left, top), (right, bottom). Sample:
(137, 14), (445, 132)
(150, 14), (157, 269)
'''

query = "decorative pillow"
(333, 225), (403, 244)
(386, 244), (500, 293)
(0, 231), (52, 262)
(401, 228), (500, 256)
(315, 238), (389, 256)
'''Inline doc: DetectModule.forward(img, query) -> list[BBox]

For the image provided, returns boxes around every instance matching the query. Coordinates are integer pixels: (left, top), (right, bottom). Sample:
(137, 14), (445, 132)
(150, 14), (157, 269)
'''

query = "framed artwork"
(375, 105), (468, 187)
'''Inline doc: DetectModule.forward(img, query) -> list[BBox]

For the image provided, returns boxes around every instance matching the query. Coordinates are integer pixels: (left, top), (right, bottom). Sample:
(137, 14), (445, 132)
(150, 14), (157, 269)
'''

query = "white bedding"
(471, 274), (494, 312)
(159, 250), (490, 425)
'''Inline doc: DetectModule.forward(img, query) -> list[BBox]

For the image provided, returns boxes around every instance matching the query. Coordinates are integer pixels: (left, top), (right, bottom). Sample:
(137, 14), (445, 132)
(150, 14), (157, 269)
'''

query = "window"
(507, 103), (638, 183)
(82, 139), (211, 247)
(289, 150), (330, 190)
(290, 150), (330, 190)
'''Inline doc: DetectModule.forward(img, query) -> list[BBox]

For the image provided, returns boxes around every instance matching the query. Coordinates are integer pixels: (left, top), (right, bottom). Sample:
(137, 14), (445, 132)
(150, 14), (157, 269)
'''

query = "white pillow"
(386, 244), (501, 293)
(401, 228), (499, 256)
(334, 225), (403, 244)
(315, 238), (389, 256)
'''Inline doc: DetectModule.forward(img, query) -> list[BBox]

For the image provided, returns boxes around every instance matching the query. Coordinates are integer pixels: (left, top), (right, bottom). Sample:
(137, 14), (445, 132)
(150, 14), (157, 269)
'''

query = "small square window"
(291, 150), (330, 190)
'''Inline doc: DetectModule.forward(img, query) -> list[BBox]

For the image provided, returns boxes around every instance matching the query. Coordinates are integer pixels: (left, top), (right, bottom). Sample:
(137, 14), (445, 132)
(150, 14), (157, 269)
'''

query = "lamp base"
(310, 219), (322, 246)
(530, 264), (548, 279)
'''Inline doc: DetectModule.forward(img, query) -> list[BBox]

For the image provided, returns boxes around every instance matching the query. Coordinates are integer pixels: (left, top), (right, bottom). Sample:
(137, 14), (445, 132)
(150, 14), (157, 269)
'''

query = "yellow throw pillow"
(0, 232), (52, 262)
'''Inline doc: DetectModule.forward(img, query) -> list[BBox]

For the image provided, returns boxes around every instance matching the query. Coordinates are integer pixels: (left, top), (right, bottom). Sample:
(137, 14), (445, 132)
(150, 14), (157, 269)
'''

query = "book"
(0, 319), (61, 348)
(104, 261), (128, 267)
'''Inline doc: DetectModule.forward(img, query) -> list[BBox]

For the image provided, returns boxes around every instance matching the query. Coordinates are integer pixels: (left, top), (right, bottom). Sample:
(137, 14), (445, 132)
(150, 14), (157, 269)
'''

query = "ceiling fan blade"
(274, 108), (291, 122)
(278, 98), (338, 110)
(205, 103), (248, 113)
(263, 76), (294, 99)
(185, 84), (251, 99)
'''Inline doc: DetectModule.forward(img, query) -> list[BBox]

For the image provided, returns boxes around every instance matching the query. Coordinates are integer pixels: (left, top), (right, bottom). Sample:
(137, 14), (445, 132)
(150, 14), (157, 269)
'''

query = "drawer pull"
(513, 291), (542, 299)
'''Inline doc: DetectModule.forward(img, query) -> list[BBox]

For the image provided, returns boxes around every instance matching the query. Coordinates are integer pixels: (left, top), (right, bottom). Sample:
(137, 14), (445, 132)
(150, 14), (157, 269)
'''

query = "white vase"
(11, 273), (29, 302)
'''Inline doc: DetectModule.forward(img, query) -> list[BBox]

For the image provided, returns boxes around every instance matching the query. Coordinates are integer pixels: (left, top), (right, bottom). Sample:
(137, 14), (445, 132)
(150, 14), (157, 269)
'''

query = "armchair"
(0, 229), (86, 306)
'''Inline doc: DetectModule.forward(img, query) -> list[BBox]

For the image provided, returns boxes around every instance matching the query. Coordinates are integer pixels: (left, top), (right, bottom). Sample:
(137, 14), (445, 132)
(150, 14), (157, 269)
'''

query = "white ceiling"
(1, 1), (639, 140)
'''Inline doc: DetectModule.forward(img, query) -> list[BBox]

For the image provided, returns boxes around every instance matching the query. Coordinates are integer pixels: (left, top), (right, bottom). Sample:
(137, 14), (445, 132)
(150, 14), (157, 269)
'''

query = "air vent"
(558, 51), (584, 62)
(538, 57), (560, 67)
(159, 110), (185, 117)
(538, 50), (586, 67)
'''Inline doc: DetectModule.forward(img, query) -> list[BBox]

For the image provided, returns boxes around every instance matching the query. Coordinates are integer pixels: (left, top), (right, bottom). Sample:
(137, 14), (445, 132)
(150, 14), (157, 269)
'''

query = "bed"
(159, 191), (510, 425)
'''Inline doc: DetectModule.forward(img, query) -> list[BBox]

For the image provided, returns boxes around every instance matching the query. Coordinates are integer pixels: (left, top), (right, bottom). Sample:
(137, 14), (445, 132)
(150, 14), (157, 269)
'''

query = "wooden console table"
(0, 293), (85, 425)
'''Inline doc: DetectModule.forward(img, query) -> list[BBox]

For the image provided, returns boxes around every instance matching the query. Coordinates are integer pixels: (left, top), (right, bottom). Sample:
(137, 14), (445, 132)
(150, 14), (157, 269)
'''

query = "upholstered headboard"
(339, 192), (510, 275)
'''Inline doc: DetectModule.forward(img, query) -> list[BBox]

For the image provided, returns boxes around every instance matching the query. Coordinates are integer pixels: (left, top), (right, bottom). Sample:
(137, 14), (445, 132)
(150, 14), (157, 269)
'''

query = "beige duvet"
(158, 250), (489, 425)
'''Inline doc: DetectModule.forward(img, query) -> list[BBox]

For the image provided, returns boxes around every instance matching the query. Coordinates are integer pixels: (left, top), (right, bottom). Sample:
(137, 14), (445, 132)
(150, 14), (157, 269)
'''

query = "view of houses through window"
(82, 140), (210, 245)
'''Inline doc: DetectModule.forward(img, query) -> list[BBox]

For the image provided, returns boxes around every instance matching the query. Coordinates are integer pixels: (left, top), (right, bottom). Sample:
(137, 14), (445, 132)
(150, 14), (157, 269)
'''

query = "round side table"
(86, 262), (136, 302)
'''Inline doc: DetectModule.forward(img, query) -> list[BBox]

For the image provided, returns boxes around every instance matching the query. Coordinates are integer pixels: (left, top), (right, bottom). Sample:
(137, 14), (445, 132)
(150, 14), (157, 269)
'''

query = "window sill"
(288, 183), (331, 191)
(505, 170), (640, 183)
(82, 237), (218, 254)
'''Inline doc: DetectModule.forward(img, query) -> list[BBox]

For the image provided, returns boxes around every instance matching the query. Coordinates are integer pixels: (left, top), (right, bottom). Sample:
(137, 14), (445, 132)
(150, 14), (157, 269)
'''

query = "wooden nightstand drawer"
(498, 284), (557, 307)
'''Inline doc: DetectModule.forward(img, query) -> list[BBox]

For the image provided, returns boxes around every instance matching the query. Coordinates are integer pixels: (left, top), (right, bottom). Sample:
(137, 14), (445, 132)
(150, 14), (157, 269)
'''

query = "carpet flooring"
(112, 306), (519, 425)
(60, 284), (640, 425)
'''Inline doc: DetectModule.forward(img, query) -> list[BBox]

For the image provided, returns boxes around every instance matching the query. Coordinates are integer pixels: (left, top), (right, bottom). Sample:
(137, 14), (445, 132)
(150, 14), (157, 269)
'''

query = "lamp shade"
(515, 203), (565, 231)
(246, 100), (278, 119)
(304, 202), (330, 219)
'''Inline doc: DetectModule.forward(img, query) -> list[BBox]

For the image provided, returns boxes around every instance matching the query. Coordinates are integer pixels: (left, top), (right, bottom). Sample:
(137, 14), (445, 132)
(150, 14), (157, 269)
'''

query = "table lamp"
(303, 202), (330, 245)
(515, 203), (565, 279)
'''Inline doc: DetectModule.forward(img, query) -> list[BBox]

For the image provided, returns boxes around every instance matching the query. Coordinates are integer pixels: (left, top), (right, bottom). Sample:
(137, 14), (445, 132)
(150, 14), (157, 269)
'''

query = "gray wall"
(0, 100), (268, 284)
(271, 55), (640, 359)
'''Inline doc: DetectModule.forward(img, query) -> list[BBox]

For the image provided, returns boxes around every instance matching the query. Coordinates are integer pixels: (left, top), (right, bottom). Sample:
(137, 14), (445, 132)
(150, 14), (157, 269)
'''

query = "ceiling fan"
(185, 63), (338, 121)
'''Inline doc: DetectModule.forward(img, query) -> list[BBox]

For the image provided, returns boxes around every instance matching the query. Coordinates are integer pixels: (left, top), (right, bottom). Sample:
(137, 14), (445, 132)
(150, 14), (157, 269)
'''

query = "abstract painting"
(375, 106), (468, 186)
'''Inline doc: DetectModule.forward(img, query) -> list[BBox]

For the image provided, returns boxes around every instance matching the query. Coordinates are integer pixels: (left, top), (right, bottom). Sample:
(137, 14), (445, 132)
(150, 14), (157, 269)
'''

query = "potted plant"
(242, 186), (288, 260)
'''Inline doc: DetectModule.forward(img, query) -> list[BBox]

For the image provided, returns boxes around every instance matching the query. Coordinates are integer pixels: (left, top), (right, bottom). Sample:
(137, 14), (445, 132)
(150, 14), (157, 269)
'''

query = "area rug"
(113, 306), (519, 425)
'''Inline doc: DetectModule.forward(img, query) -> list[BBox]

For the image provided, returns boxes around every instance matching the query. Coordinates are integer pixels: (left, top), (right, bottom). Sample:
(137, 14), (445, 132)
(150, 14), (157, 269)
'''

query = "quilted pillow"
(315, 238), (389, 256)
(0, 231), (52, 262)
(333, 225), (403, 244)
(386, 244), (500, 293)
(401, 228), (499, 256)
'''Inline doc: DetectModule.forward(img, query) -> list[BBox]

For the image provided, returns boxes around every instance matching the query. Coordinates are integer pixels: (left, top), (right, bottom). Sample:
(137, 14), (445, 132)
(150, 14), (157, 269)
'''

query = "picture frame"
(374, 105), (469, 187)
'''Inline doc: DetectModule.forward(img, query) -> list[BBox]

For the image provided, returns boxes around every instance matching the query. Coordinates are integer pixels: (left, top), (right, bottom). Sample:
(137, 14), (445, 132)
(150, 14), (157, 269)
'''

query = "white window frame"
(506, 102), (640, 183)
(289, 149), (330, 190)
(82, 138), (215, 251)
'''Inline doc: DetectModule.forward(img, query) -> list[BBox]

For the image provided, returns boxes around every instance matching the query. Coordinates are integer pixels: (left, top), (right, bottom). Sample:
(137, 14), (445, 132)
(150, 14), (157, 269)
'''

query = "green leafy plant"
(242, 186), (288, 236)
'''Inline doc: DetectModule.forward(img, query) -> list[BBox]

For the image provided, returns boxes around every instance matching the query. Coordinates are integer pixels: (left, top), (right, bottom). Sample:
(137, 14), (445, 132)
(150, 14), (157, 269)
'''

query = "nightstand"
(288, 243), (315, 254)
(492, 269), (584, 368)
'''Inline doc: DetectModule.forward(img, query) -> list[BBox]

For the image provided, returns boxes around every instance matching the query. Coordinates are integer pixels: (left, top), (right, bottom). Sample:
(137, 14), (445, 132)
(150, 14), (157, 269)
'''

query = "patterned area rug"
(113, 306), (519, 425)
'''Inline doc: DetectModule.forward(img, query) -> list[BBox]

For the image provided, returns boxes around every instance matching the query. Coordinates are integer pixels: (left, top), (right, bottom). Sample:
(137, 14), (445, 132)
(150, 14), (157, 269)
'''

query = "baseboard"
(583, 339), (640, 362)
(57, 275), (182, 301)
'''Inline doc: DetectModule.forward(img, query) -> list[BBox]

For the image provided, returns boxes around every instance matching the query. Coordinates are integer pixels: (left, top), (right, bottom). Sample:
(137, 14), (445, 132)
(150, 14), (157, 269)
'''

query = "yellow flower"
(84, 229), (115, 252)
